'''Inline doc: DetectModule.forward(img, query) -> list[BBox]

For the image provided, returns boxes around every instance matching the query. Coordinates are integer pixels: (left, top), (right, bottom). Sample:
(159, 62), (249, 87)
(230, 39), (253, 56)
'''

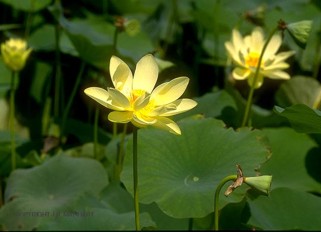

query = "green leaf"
(300, 16), (321, 71)
(0, 154), (108, 230)
(247, 187), (321, 230)
(117, 30), (155, 64)
(275, 76), (321, 108)
(274, 104), (321, 133)
(5, 154), (108, 203)
(286, 20), (313, 48)
(28, 24), (55, 51)
(121, 117), (271, 218)
(63, 19), (114, 69)
(0, 0), (51, 12)
(261, 127), (321, 193)
(38, 208), (154, 231)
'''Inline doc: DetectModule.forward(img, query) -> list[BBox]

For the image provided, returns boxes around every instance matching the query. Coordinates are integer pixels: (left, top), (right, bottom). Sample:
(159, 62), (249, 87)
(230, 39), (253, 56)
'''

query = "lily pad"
(0, 154), (108, 230)
(274, 104), (321, 133)
(247, 187), (321, 230)
(121, 117), (270, 218)
(260, 127), (321, 193)
(275, 76), (321, 108)
(0, 0), (51, 12)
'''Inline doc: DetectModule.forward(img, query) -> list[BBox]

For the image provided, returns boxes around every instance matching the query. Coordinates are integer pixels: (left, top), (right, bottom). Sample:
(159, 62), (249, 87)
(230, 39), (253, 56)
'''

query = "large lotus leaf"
(247, 187), (321, 230)
(260, 127), (321, 193)
(121, 118), (271, 218)
(37, 191), (155, 231)
(28, 24), (79, 57)
(117, 30), (155, 65)
(300, 16), (321, 72)
(275, 76), (321, 108)
(5, 154), (108, 204)
(101, 182), (189, 230)
(38, 209), (154, 231)
(0, 0), (51, 12)
(274, 104), (321, 133)
(58, 16), (114, 69)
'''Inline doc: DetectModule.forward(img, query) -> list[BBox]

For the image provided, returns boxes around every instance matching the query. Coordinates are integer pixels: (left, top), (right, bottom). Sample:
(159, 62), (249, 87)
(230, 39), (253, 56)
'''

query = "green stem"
(54, 23), (62, 122)
(113, 123), (118, 139)
(93, 107), (99, 159)
(241, 26), (279, 127)
(9, 71), (17, 171)
(61, 61), (86, 135)
(213, 174), (237, 231)
(133, 127), (140, 231)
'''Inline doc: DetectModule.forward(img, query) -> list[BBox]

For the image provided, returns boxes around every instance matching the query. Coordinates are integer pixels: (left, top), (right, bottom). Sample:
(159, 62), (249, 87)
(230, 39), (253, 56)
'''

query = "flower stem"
(213, 174), (237, 231)
(93, 107), (99, 159)
(241, 26), (279, 127)
(133, 127), (140, 231)
(9, 71), (17, 171)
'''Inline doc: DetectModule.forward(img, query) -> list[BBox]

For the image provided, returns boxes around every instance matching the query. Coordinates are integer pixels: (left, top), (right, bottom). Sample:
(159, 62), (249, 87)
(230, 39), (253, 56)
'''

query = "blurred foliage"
(0, 0), (321, 231)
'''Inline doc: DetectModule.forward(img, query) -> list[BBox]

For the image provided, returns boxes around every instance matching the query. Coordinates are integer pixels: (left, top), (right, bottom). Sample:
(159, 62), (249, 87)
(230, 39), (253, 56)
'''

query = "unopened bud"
(1, 38), (32, 71)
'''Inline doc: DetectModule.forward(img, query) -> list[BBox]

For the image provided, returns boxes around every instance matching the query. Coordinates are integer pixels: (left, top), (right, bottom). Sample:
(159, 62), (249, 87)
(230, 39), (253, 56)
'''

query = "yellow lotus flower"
(225, 27), (295, 88)
(84, 54), (197, 135)
(1, 38), (32, 71)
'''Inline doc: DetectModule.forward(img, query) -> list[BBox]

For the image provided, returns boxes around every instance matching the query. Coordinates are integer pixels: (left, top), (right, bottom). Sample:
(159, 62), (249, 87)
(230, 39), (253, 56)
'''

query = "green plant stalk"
(213, 174), (237, 231)
(241, 26), (279, 127)
(10, 71), (17, 171)
(54, 23), (62, 124)
(93, 107), (99, 159)
(24, 0), (35, 40)
(61, 61), (86, 135)
(133, 127), (140, 231)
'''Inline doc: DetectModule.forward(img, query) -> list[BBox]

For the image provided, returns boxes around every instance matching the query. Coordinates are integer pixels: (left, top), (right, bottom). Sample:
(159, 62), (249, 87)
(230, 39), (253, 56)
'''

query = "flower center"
(245, 52), (260, 68)
(131, 89), (145, 103)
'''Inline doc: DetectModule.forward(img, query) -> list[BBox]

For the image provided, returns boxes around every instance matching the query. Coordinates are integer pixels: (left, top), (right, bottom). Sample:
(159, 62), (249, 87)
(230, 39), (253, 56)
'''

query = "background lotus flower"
(85, 54), (197, 135)
(1, 38), (32, 71)
(225, 27), (295, 88)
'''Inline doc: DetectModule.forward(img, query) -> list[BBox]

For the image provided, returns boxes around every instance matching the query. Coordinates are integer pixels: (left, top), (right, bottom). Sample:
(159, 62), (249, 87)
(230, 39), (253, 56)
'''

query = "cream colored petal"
(84, 87), (124, 110)
(232, 67), (251, 80)
(159, 99), (198, 117)
(111, 63), (133, 95)
(110, 56), (130, 78)
(107, 88), (131, 109)
(153, 117), (181, 135)
(251, 27), (264, 52)
(263, 34), (281, 59)
(263, 62), (289, 71)
(232, 29), (245, 49)
(225, 42), (243, 66)
(133, 54), (158, 93)
(133, 94), (150, 111)
(133, 112), (157, 125)
(262, 70), (291, 80)
(108, 111), (133, 123)
(273, 51), (295, 63)
(150, 77), (189, 105)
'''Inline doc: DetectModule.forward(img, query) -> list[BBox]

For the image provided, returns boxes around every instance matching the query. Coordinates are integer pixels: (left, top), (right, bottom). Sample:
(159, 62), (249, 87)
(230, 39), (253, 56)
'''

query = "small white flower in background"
(225, 27), (295, 88)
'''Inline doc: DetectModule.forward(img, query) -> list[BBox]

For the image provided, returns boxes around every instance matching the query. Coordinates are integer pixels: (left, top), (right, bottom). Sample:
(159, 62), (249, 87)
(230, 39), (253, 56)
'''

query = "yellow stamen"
(131, 89), (145, 103)
(245, 52), (260, 68)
